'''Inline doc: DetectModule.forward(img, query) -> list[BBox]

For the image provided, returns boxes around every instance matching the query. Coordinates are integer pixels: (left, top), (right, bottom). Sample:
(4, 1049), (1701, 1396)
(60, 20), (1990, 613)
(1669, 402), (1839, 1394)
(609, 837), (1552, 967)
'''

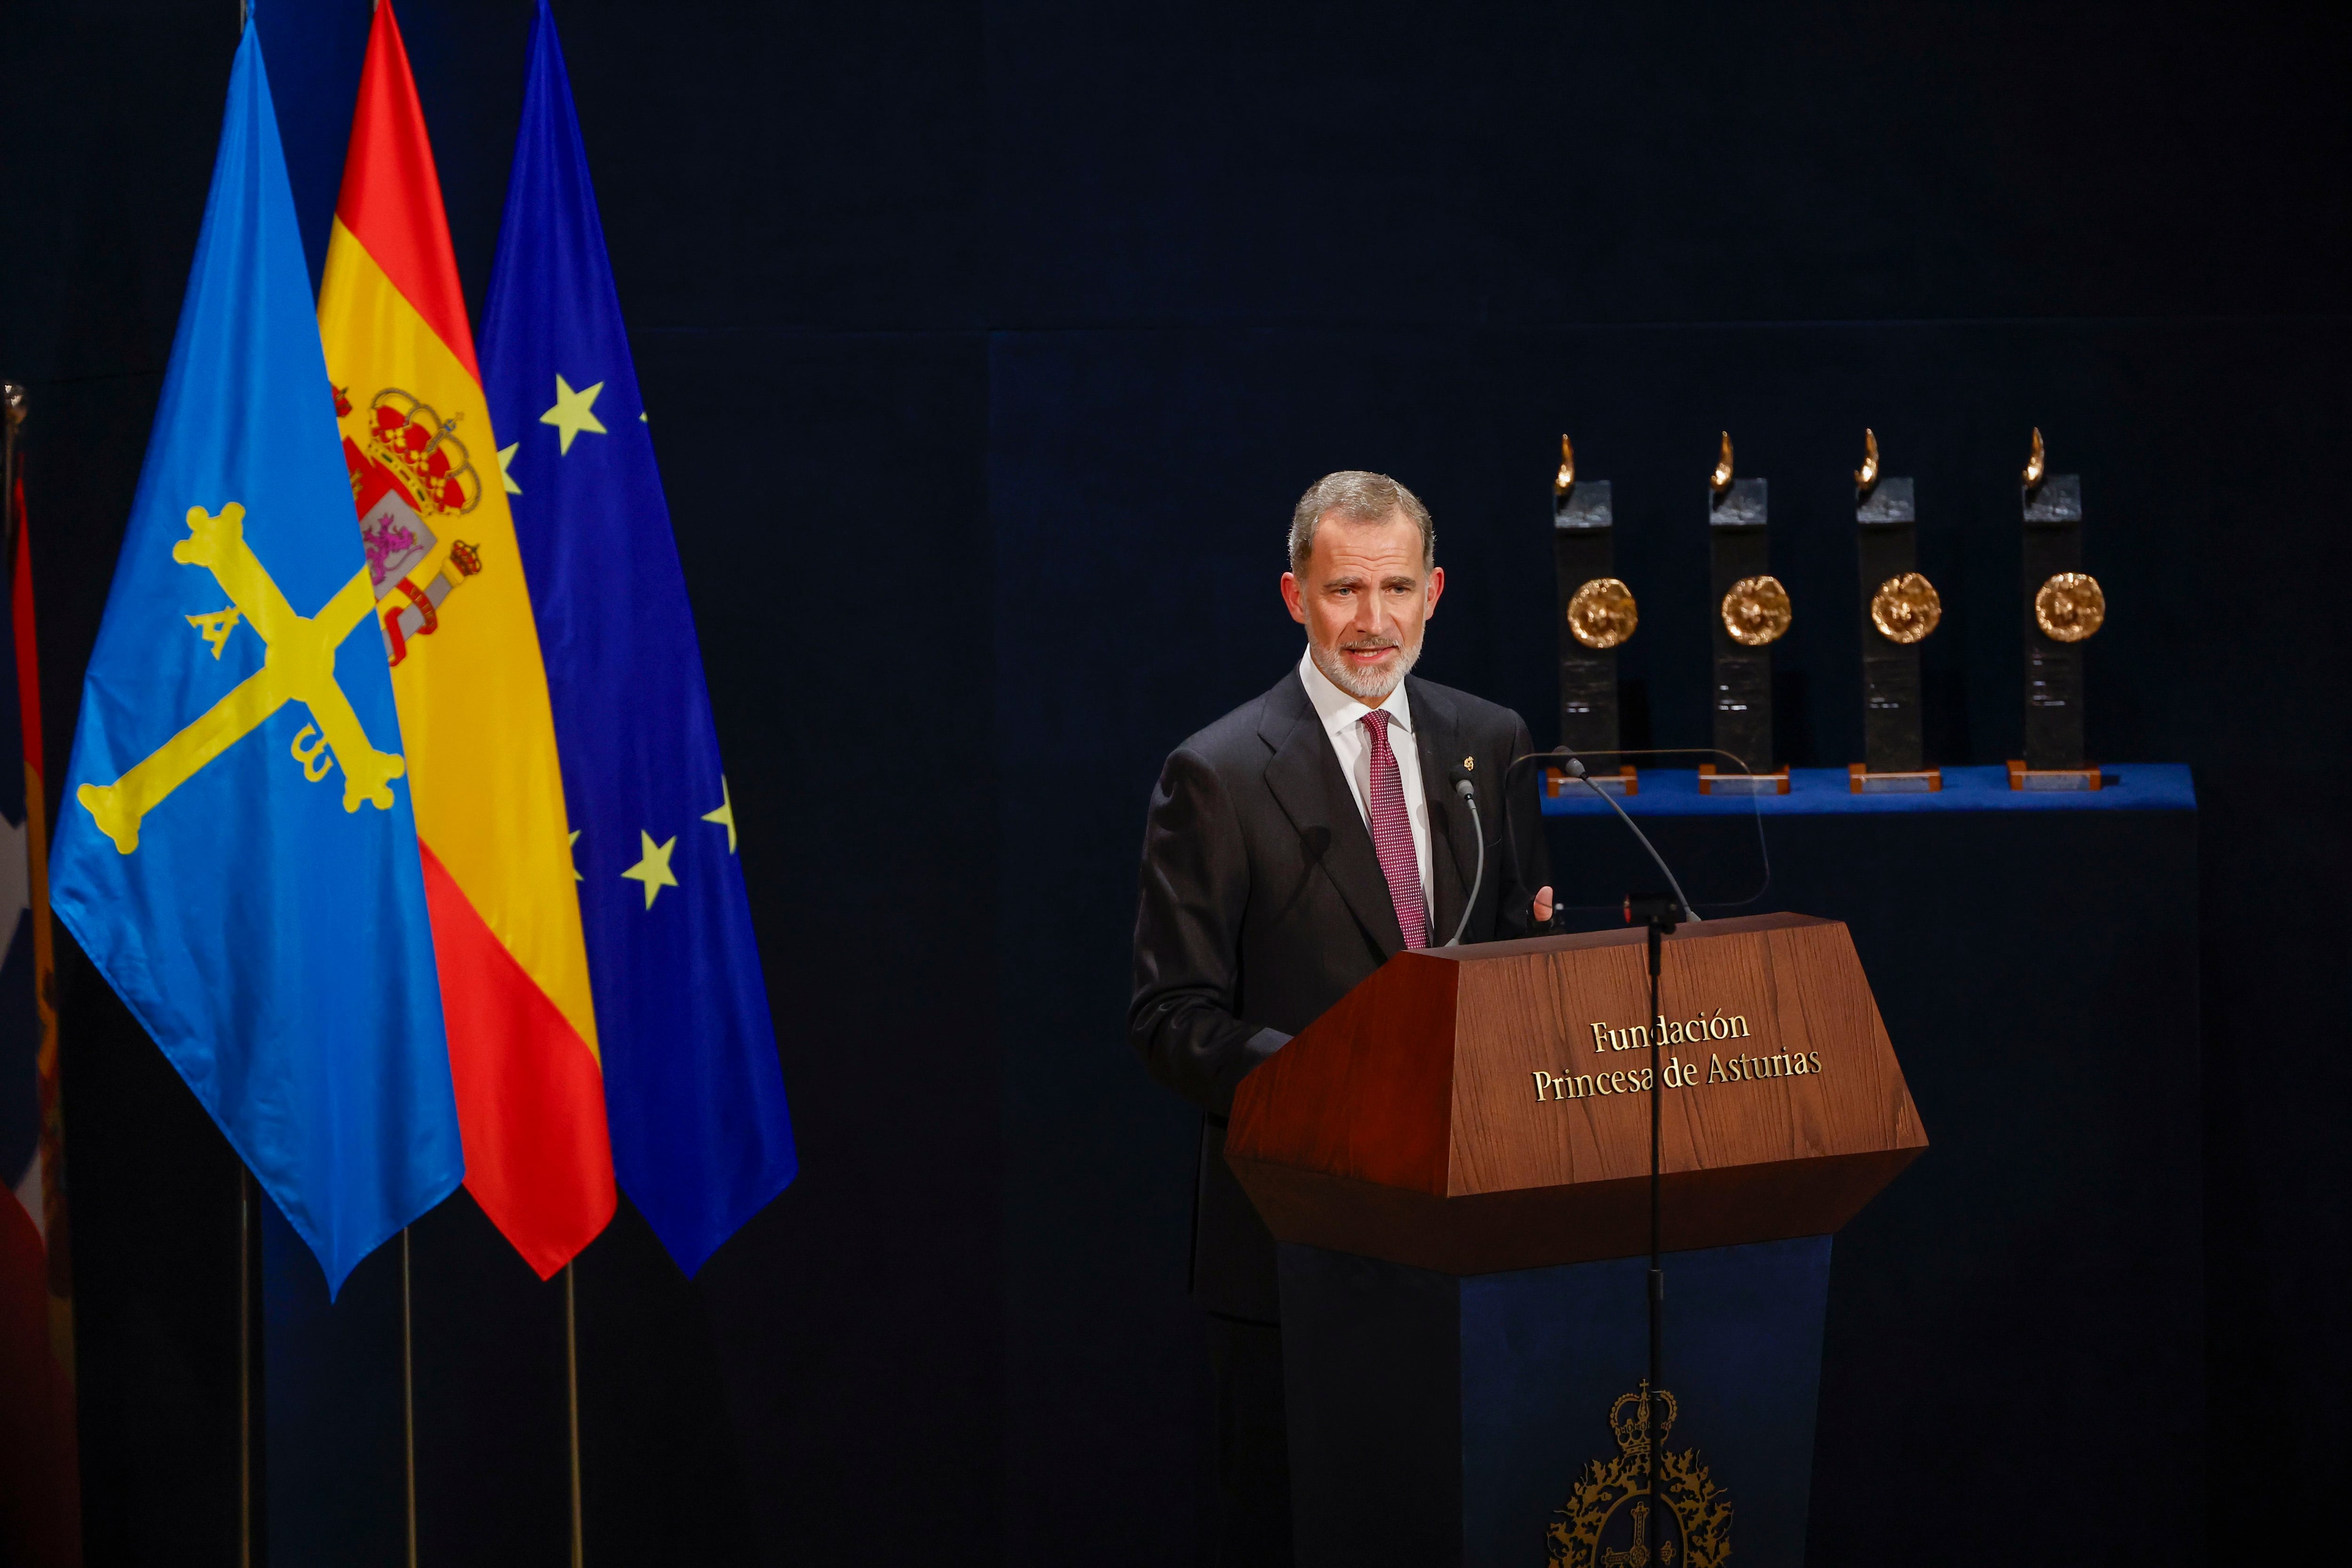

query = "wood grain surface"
(1227, 913), (1927, 1273)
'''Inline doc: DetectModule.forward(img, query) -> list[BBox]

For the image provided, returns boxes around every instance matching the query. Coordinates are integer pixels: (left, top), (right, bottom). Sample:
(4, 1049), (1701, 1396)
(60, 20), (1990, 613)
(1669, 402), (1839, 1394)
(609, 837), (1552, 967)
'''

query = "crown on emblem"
(446, 540), (483, 578)
(1608, 1383), (1678, 1458)
(365, 388), (483, 517)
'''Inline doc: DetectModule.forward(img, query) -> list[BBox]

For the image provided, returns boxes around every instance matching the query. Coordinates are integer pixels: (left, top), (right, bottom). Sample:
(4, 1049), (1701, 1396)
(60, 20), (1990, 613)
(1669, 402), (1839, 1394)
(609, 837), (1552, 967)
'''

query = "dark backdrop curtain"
(1, 2), (2344, 1561)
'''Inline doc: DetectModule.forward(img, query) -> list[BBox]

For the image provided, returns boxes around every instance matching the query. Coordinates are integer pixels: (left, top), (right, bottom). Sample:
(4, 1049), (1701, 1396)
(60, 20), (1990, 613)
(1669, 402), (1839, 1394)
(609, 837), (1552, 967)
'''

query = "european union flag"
(47, 22), (457, 1294)
(482, 0), (796, 1274)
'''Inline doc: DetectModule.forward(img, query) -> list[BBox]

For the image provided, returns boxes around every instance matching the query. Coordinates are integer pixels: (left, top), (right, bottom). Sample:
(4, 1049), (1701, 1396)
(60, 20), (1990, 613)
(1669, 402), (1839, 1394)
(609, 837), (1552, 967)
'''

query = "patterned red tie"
(1359, 710), (1429, 949)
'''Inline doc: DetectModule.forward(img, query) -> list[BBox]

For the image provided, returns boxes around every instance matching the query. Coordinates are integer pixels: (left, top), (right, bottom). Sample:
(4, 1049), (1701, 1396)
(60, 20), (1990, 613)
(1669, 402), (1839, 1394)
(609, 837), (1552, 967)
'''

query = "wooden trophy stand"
(1227, 914), (1925, 1568)
(1544, 763), (1638, 802)
(1697, 761), (1788, 795)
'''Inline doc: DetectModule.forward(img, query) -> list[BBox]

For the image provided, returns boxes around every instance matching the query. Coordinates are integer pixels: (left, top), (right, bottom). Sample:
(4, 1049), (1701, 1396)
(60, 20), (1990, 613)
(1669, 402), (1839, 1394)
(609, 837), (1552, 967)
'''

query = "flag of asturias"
(46, 21), (458, 1294)
(318, 0), (614, 1277)
(483, 0), (797, 1274)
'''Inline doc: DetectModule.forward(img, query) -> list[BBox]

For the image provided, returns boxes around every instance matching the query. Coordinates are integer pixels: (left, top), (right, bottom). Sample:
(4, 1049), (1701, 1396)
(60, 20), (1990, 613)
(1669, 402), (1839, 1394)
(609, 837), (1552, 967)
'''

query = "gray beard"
(1310, 633), (1423, 704)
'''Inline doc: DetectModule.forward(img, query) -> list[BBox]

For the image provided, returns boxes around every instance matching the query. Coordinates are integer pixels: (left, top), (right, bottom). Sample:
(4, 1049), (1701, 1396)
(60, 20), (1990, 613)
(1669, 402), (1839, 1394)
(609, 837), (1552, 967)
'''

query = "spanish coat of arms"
(1547, 1385), (1732, 1568)
(337, 385), (485, 665)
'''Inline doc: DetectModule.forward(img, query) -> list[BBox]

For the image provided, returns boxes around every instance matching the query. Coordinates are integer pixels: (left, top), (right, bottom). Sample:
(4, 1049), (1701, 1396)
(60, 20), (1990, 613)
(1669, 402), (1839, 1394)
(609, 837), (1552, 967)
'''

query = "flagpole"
(564, 1261), (584, 1568)
(2, 382), (24, 571)
(402, 1228), (418, 1568)
(238, 1166), (259, 1568)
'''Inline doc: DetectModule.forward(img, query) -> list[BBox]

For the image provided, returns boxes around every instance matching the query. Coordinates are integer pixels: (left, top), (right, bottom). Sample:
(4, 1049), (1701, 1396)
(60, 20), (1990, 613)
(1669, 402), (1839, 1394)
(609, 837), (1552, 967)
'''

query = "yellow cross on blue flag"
(46, 20), (457, 1294)
(481, 0), (795, 1274)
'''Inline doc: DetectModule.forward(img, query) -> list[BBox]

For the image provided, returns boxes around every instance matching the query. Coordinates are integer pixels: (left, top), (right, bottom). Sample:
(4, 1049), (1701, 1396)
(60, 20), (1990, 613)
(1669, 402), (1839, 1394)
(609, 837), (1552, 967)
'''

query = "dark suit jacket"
(1128, 667), (1553, 1321)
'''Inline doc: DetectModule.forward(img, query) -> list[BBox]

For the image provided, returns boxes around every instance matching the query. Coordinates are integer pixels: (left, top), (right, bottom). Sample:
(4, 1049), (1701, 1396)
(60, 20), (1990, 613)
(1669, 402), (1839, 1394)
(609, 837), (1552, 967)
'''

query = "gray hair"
(1287, 471), (1435, 576)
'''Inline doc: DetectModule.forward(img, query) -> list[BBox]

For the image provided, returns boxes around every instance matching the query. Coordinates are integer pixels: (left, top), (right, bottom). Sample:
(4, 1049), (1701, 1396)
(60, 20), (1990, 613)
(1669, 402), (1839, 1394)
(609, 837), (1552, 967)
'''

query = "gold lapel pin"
(1462, 756), (1475, 770)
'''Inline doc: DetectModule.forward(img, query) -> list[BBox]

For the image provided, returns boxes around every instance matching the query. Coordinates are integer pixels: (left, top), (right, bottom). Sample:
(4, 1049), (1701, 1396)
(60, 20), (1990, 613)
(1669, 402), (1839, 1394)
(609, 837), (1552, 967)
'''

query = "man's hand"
(1534, 885), (1554, 924)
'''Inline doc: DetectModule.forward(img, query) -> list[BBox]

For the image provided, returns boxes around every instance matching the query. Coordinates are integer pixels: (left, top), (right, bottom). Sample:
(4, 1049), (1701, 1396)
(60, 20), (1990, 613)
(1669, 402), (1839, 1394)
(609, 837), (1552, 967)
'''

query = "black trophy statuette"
(1702, 432), (1789, 794)
(2013, 428), (2103, 790)
(1551, 435), (1637, 797)
(1850, 430), (1943, 793)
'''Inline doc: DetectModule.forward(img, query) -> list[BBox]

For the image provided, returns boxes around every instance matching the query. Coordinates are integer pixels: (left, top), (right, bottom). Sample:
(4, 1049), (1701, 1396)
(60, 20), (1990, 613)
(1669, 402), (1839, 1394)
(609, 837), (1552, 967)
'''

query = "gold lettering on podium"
(1592, 1011), (1749, 1053)
(1535, 1027), (1820, 1104)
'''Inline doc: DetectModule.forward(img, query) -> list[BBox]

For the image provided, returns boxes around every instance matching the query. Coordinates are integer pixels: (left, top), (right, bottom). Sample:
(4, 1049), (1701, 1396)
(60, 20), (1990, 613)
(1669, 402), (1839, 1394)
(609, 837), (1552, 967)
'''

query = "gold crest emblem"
(363, 388), (483, 517)
(2034, 572), (2104, 642)
(1719, 574), (1791, 647)
(1869, 571), (1942, 644)
(1548, 1385), (1731, 1568)
(1568, 577), (1639, 650)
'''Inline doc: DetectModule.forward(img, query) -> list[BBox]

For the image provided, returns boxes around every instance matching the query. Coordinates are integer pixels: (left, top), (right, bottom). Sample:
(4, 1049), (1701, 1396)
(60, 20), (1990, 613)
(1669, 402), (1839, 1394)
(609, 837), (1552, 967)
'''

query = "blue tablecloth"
(1539, 762), (2194, 816)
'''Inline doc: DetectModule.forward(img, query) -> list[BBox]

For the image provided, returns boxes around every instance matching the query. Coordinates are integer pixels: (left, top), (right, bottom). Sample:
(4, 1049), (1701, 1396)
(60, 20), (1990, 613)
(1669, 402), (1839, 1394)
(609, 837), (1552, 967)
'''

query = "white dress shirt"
(1297, 648), (1434, 922)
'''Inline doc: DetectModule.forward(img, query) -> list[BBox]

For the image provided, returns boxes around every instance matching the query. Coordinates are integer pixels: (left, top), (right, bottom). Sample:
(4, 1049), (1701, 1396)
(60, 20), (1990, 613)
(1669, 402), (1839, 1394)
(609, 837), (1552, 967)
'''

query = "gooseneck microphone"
(1533, 748), (1702, 924)
(1442, 765), (1485, 947)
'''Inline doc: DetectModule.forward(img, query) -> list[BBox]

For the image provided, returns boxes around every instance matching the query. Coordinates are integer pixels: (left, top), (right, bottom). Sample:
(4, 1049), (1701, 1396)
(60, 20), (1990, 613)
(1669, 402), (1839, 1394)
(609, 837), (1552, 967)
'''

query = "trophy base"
(1544, 764), (1638, 799)
(1697, 764), (1789, 796)
(2007, 759), (2102, 792)
(1849, 763), (1942, 795)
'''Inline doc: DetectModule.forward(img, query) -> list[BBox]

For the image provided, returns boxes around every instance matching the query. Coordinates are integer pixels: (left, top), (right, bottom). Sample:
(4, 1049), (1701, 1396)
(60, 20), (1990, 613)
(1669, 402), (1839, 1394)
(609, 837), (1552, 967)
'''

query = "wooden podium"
(1226, 913), (1925, 1568)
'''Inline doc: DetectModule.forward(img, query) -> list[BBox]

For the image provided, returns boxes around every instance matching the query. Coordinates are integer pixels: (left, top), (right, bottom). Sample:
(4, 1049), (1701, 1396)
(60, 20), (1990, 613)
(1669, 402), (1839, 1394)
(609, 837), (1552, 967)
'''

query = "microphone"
(1508, 747), (1704, 925)
(1442, 764), (1485, 947)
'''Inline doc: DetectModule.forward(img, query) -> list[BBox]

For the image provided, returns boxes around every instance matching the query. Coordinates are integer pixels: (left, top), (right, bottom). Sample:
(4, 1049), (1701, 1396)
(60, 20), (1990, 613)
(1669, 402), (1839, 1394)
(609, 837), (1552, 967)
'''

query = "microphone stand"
(1506, 746), (1695, 1524)
(1630, 894), (1681, 1517)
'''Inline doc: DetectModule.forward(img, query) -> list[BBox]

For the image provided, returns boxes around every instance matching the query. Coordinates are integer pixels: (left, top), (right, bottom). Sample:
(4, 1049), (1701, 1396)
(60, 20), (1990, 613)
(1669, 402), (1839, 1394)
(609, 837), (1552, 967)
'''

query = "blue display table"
(1538, 762), (2193, 818)
(1524, 764), (2200, 1566)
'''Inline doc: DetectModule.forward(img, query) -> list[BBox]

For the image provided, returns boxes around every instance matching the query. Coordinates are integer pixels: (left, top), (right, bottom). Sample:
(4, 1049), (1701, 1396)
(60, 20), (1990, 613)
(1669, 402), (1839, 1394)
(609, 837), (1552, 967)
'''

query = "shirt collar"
(1298, 646), (1414, 739)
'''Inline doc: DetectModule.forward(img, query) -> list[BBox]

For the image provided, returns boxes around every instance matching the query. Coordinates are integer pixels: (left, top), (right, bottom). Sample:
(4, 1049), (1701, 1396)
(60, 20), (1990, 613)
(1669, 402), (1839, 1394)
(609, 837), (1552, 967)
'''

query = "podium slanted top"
(1225, 912), (1926, 1274)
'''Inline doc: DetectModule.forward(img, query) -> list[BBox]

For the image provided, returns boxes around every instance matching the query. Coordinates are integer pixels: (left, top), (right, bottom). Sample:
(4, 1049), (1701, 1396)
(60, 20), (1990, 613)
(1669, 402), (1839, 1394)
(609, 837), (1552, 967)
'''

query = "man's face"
(1280, 509), (1445, 703)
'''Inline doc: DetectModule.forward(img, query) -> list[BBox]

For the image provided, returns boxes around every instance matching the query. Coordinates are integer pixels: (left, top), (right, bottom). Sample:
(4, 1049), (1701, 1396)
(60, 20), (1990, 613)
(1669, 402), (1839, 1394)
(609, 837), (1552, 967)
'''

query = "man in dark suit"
(1129, 470), (1554, 1564)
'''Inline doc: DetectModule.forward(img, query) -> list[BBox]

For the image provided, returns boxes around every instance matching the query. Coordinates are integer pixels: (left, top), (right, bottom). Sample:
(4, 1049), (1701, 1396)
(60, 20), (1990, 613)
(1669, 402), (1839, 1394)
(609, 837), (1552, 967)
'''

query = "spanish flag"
(318, 0), (613, 1275)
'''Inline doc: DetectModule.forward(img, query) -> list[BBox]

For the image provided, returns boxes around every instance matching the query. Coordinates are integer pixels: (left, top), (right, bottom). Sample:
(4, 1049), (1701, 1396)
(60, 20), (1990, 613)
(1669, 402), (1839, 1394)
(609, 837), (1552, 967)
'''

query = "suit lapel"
(1258, 671), (1407, 959)
(1409, 677), (1479, 947)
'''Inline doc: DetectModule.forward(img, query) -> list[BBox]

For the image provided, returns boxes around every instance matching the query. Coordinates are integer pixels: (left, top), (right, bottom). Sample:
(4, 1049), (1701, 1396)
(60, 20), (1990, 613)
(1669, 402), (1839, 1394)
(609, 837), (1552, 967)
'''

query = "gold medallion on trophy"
(2034, 572), (2105, 642)
(1567, 576), (1638, 650)
(1720, 574), (1791, 647)
(1869, 571), (1941, 645)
